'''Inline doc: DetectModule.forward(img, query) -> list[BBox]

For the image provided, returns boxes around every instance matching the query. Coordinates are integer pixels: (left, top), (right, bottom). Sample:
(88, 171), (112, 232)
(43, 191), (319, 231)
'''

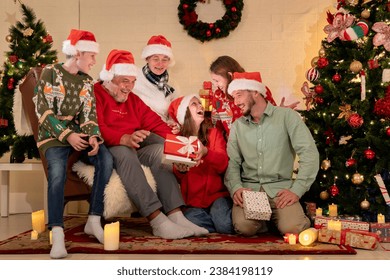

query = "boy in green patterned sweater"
(34, 29), (113, 259)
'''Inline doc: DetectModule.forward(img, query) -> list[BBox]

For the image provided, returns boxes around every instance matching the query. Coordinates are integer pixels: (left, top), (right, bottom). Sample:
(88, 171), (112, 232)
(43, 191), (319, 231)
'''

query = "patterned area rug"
(0, 216), (356, 255)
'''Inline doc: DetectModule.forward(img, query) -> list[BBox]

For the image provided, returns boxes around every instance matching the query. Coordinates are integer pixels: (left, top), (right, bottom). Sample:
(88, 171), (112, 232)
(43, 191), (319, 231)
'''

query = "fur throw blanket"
(72, 161), (156, 219)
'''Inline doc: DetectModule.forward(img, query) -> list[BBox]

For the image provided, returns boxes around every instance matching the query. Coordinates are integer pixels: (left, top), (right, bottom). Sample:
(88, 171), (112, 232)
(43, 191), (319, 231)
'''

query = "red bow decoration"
(301, 81), (315, 111)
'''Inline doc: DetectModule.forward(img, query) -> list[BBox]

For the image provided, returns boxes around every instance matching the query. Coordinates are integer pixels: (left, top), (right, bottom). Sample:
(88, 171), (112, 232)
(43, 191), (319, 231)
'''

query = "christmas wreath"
(178, 0), (244, 42)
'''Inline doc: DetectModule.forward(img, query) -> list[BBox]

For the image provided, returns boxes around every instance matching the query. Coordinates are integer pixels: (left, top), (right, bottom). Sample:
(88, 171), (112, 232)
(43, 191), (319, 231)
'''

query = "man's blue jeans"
(45, 144), (113, 229)
(184, 196), (234, 234)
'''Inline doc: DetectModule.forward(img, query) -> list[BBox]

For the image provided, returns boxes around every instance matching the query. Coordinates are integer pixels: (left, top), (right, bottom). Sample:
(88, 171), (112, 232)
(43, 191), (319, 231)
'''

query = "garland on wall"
(178, 0), (244, 42)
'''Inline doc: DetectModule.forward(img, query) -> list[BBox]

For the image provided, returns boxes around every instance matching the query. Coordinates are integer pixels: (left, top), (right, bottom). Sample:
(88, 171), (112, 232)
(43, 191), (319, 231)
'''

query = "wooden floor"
(1, 213), (390, 260)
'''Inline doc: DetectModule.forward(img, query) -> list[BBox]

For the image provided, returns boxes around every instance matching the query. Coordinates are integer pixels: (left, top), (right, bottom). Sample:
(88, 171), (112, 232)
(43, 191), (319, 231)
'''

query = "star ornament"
(4, 12), (17, 25)
(372, 22), (390, 51)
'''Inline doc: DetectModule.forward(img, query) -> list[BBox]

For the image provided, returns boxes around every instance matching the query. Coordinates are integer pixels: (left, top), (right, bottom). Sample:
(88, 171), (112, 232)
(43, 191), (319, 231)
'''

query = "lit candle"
(31, 230), (38, 240)
(328, 204), (338, 217)
(316, 208), (323, 217)
(104, 221), (120, 251)
(327, 220), (334, 230)
(333, 220), (342, 231)
(31, 210), (46, 234)
(298, 228), (318, 246)
(377, 213), (385, 224)
(49, 230), (52, 245)
(288, 234), (297, 245)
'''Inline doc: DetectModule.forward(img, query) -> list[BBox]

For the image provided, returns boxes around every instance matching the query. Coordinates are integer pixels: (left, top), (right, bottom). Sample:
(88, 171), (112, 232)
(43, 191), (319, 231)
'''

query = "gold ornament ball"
(361, 9), (370, 19)
(350, 60), (363, 73)
(318, 48), (326, 57)
(351, 173), (364, 185)
(360, 199), (370, 210)
(320, 190), (329, 200)
(321, 159), (331, 170)
(5, 34), (13, 43)
(311, 56), (319, 67)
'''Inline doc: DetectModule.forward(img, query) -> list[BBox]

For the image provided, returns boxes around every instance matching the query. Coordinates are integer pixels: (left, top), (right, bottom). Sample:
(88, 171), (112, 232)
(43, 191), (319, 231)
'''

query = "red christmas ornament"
(364, 148), (376, 160)
(206, 30), (212, 37)
(0, 118), (8, 128)
(347, 113), (364, 128)
(314, 84), (324, 94)
(368, 59), (379, 69)
(7, 77), (15, 90)
(374, 92), (390, 119)
(345, 157), (357, 168)
(183, 4), (189, 9)
(43, 34), (53, 43)
(386, 127), (390, 137)
(231, 7), (237, 12)
(306, 67), (320, 82)
(317, 57), (329, 69)
(215, 28), (221, 33)
(332, 73), (341, 83)
(315, 97), (324, 104)
(329, 184), (339, 197)
(209, 23), (214, 29)
(8, 54), (18, 64)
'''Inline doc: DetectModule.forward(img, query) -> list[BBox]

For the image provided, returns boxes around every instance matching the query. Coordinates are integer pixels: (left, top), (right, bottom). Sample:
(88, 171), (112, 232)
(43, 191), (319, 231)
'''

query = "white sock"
(168, 211), (209, 236)
(50, 226), (68, 259)
(150, 212), (194, 239)
(84, 215), (104, 244)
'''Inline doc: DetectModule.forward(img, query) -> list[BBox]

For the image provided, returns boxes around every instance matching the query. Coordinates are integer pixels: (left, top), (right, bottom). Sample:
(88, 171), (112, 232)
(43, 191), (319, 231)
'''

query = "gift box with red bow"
(318, 228), (378, 250)
(314, 216), (369, 231)
(370, 222), (390, 243)
(162, 134), (199, 167)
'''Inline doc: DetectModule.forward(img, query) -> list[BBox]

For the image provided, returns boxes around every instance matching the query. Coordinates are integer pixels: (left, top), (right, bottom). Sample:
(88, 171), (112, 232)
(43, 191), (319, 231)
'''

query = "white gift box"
(243, 191), (272, 221)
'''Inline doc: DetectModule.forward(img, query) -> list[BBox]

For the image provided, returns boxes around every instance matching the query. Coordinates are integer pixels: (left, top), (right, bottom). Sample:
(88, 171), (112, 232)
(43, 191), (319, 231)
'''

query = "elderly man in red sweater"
(94, 49), (208, 239)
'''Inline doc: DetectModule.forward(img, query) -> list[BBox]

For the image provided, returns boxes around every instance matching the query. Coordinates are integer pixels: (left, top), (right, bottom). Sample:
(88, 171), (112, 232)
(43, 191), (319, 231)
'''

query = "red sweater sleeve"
(203, 128), (228, 174)
(137, 100), (172, 138)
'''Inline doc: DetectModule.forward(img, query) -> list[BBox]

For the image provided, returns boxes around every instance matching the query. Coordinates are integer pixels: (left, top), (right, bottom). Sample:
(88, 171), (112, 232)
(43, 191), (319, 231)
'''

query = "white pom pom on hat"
(227, 72), (267, 97)
(142, 35), (175, 66)
(62, 29), (99, 55)
(99, 49), (138, 81)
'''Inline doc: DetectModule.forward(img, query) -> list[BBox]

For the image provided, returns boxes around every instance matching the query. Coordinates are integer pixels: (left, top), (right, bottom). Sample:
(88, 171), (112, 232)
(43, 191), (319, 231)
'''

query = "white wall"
(0, 0), (333, 213)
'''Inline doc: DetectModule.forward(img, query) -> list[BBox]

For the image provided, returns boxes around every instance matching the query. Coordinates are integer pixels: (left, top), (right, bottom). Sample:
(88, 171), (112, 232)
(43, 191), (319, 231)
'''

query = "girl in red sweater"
(168, 94), (234, 234)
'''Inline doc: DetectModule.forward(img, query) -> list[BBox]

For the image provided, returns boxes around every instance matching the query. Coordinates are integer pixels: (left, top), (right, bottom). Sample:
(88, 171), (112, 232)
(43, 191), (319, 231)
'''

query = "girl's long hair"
(181, 109), (212, 146)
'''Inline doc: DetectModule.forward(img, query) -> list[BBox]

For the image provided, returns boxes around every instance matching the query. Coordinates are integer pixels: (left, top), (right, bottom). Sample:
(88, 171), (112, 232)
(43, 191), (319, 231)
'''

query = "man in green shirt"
(225, 72), (319, 236)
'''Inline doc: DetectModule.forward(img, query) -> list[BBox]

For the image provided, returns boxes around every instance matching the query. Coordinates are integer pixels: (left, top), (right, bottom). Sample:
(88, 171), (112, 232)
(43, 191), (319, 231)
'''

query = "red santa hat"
(141, 35), (175, 66)
(99, 49), (138, 81)
(62, 29), (99, 55)
(168, 94), (200, 125)
(227, 72), (267, 97)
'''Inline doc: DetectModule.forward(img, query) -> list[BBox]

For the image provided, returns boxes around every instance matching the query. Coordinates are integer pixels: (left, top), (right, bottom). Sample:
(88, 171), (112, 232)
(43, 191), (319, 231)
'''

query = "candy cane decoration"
(343, 20), (369, 41)
(374, 174), (390, 206)
(360, 70), (366, 101)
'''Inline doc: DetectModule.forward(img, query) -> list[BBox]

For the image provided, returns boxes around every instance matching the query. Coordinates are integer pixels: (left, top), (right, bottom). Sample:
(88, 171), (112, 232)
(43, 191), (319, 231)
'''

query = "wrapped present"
(242, 191), (272, 221)
(318, 228), (378, 250)
(162, 134), (199, 167)
(314, 216), (369, 231)
(370, 223), (390, 243)
(199, 81), (213, 111)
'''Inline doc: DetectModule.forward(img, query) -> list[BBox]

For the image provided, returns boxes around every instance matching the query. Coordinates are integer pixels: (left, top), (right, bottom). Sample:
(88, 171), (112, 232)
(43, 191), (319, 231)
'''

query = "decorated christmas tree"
(300, 0), (390, 222)
(0, 3), (57, 161)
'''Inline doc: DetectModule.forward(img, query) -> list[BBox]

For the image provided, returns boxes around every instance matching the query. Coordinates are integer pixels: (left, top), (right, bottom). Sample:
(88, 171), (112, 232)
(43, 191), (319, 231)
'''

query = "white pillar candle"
(298, 228), (318, 246)
(378, 213), (385, 224)
(104, 221), (120, 251)
(31, 230), (38, 240)
(31, 210), (45, 234)
(328, 204), (338, 217)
